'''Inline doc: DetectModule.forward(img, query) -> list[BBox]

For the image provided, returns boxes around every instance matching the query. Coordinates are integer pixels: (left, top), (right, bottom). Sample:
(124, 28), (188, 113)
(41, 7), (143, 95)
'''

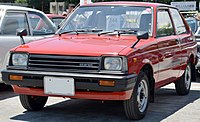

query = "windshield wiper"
(59, 29), (103, 36)
(98, 29), (138, 36)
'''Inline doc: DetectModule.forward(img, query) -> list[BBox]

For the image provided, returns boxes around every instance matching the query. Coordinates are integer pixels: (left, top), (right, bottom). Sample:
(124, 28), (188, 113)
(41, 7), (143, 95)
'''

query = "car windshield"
(60, 6), (153, 35)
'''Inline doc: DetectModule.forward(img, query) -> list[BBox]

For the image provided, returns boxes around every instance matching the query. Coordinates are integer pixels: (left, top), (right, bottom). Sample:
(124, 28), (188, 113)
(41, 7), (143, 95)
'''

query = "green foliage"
(0, 0), (15, 2)
(15, 0), (27, 4)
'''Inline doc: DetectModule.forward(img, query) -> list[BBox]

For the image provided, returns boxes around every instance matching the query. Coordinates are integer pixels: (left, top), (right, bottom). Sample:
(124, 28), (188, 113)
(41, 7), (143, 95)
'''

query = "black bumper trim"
(2, 70), (137, 92)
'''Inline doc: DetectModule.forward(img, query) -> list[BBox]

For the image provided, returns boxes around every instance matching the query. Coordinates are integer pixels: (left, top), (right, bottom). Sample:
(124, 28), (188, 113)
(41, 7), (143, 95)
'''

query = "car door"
(0, 11), (35, 74)
(169, 8), (194, 78)
(156, 8), (177, 85)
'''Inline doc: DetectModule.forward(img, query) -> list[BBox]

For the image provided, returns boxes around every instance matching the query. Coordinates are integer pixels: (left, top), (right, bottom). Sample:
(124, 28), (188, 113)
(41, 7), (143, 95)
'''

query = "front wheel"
(175, 63), (192, 95)
(123, 71), (150, 120)
(19, 94), (48, 111)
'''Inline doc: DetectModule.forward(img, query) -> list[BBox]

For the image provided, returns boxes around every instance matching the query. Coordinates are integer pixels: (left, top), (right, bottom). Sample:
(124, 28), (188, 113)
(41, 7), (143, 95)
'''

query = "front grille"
(28, 54), (101, 73)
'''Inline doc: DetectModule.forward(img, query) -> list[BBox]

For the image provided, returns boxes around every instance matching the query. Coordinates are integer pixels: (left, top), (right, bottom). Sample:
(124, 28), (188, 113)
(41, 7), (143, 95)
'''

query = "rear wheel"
(123, 71), (149, 120)
(19, 94), (48, 111)
(175, 63), (192, 95)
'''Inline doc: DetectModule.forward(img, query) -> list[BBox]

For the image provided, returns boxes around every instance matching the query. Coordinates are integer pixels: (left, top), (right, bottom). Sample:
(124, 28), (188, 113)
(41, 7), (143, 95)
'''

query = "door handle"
(164, 52), (173, 58)
(175, 38), (181, 44)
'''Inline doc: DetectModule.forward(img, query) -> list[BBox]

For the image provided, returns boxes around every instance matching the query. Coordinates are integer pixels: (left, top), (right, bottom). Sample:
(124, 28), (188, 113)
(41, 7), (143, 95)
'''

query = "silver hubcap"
(137, 79), (148, 112)
(185, 65), (191, 90)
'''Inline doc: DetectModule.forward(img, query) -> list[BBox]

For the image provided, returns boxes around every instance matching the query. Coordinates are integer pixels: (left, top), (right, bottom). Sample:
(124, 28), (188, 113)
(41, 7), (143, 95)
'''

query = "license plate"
(44, 76), (75, 96)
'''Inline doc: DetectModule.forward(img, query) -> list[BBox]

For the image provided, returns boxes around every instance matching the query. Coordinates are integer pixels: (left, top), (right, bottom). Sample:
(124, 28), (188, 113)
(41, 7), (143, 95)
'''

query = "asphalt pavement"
(0, 80), (200, 122)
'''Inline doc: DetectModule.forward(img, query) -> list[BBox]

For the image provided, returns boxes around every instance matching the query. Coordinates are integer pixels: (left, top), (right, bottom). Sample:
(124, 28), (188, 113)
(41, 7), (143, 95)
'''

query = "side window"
(1, 12), (29, 35)
(157, 9), (174, 37)
(28, 12), (55, 36)
(169, 8), (187, 35)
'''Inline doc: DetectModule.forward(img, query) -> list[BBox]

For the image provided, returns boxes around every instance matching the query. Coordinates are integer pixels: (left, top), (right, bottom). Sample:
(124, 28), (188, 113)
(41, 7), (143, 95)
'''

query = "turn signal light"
(9, 75), (23, 81)
(99, 80), (115, 87)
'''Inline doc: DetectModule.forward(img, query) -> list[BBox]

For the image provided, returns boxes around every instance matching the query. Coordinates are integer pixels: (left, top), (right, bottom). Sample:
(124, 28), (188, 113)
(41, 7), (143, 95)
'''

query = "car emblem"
(79, 63), (93, 67)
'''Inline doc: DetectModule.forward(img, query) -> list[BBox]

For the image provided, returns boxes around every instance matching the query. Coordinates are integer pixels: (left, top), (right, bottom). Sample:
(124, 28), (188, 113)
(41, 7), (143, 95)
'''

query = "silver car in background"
(195, 26), (200, 73)
(0, 5), (56, 82)
(186, 17), (200, 74)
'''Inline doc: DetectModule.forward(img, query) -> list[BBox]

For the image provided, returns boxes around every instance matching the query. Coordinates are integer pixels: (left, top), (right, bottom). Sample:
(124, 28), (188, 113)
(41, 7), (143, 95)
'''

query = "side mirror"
(16, 28), (27, 36)
(131, 31), (149, 48)
(137, 31), (149, 40)
(16, 28), (27, 45)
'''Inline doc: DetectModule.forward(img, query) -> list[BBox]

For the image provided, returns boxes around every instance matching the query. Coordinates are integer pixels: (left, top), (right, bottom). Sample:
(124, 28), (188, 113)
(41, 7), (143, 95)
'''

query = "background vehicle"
(0, 5), (56, 83)
(1, 2), (197, 120)
(194, 21), (200, 74)
(46, 14), (65, 28)
(185, 17), (200, 74)
(185, 17), (198, 33)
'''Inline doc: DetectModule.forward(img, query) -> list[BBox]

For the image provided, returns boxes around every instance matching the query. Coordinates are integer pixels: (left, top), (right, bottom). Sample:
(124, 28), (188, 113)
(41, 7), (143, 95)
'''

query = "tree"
(15, 0), (27, 4)
(0, 0), (15, 2)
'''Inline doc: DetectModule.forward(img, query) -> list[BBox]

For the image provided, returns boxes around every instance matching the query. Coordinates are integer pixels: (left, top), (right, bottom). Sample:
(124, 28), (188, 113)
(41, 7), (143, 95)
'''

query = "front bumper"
(2, 70), (136, 100)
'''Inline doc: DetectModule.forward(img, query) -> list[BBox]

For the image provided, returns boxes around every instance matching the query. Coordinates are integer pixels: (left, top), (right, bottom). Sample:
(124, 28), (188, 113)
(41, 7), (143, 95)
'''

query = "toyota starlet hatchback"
(2, 2), (197, 120)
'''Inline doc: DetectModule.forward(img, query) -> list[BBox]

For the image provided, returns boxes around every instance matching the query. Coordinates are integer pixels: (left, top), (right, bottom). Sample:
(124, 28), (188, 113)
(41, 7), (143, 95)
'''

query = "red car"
(46, 14), (65, 27)
(2, 2), (197, 120)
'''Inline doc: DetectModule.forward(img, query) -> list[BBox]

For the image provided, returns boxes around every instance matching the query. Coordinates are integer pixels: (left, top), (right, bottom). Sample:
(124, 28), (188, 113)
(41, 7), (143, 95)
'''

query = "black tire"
(175, 63), (192, 95)
(123, 71), (150, 120)
(0, 84), (10, 91)
(19, 94), (48, 111)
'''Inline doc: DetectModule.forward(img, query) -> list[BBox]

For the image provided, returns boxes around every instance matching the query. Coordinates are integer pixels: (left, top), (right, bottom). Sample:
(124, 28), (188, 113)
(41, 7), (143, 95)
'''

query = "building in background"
(50, 2), (65, 14)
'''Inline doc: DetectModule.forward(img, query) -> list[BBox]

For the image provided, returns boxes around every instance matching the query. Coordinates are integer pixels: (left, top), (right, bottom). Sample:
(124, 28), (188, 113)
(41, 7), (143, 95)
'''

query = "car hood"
(15, 34), (137, 56)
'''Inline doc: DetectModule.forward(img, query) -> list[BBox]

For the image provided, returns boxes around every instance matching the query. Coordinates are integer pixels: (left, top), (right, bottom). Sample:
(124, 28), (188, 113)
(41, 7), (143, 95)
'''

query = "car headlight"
(104, 57), (123, 70)
(12, 53), (28, 66)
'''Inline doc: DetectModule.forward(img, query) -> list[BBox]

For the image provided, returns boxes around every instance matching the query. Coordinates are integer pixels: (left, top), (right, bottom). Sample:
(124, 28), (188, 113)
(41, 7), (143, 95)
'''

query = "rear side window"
(169, 8), (187, 35)
(1, 12), (29, 35)
(157, 9), (174, 37)
(28, 11), (55, 36)
(51, 18), (64, 27)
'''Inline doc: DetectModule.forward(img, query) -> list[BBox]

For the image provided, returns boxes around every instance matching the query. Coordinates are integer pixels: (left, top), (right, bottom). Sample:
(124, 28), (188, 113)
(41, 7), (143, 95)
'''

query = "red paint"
(9, 2), (197, 100)
(15, 34), (137, 56)
(12, 85), (133, 100)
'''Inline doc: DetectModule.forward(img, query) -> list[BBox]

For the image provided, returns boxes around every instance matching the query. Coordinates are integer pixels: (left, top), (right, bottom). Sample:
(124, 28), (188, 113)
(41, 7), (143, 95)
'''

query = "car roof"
(0, 5), (43, 13)
(82, 1), (173, 8)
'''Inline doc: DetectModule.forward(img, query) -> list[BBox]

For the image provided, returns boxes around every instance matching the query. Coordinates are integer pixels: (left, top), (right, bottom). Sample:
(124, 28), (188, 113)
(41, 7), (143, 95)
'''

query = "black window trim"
(27, 11), (56, 36)
(156, 8), (175, 38)
(168, 8), (188, 35)
(0, 10), (30, 36)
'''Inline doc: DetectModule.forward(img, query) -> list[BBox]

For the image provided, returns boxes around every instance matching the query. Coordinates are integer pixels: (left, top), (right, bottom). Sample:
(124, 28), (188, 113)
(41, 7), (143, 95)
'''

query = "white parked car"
(0, 5), (56, 83)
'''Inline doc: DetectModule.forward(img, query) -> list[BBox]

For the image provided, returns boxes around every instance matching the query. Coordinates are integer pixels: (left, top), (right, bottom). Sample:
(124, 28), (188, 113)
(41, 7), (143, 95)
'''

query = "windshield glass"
(60, 6), (153, 35)
(28, 12), (56, 35)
